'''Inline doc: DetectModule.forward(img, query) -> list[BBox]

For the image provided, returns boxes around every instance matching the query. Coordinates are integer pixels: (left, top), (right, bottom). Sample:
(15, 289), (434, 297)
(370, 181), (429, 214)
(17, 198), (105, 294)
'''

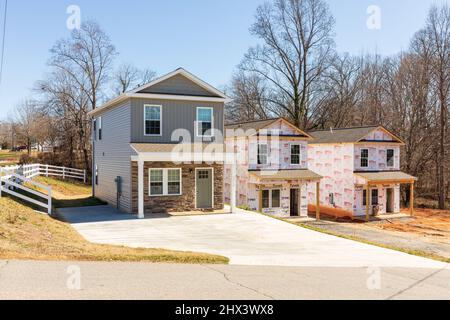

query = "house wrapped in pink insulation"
(307, 126), (417, 219)
(224, 118), (322, 218)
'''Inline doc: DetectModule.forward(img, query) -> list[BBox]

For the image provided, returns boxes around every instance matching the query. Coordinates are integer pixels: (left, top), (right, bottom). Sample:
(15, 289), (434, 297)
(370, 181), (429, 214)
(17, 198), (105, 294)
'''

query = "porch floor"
(353, 213), (412, 223)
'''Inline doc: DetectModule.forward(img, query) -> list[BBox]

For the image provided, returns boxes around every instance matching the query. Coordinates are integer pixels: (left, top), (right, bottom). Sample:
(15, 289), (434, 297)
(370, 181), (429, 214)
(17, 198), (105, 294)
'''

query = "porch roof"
(250, 169), (322, 182)
(130, 143), (226, 163)
(131, 143), (224, 153)
(355, 171), (417, 184)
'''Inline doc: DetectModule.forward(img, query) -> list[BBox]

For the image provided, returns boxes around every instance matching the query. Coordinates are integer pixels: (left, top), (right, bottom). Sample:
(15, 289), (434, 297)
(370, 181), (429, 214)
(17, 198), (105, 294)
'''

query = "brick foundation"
(131, 162), (224, 214)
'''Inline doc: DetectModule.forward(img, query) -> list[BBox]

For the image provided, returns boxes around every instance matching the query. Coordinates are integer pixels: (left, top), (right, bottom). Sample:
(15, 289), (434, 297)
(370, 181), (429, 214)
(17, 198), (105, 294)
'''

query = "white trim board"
(89, 93), (229, 118)
(131, 153), (226, 163)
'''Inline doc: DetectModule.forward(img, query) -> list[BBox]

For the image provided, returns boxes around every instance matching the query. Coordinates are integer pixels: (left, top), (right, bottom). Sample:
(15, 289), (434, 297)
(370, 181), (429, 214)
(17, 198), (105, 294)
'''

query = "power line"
(0, 0), (8, 86)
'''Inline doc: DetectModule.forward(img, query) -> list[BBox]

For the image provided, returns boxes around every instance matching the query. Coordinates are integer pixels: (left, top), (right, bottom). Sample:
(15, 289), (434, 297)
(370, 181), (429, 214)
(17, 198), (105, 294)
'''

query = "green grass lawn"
(25, 176), (107, 208)
(0, 151), (22, 166)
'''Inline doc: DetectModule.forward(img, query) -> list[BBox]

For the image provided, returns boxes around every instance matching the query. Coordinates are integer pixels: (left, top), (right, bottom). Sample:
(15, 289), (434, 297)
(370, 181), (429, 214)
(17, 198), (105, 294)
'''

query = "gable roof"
(131, 68), (229, 99)
(88, 68), (231, 118)
(225, 118), (313, 139)
(309, 126), (405, 144)
(226, 118), (280, 133)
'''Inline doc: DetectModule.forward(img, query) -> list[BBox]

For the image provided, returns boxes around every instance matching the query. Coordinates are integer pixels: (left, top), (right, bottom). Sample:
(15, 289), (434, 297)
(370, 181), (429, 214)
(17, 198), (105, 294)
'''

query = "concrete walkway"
(57, 206), (448, 268)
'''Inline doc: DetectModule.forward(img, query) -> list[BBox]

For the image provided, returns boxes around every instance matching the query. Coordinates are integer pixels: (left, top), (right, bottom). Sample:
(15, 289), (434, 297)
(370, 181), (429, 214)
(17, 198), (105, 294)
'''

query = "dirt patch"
(299, 219), (450, 262)
(371, 209), (450, 244)
(298, 207), (450, 262)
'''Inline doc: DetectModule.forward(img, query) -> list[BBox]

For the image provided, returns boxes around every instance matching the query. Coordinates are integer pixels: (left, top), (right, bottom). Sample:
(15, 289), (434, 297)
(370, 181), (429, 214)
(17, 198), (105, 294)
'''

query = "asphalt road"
(1, 260), (449, 300)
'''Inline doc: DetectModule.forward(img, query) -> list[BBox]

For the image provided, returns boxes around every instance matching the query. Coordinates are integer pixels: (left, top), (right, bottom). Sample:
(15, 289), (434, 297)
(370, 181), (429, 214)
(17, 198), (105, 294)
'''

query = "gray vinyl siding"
(94, 101), (134, 213)
(130, 98), (224, 144)
(138, 74), (219, 97)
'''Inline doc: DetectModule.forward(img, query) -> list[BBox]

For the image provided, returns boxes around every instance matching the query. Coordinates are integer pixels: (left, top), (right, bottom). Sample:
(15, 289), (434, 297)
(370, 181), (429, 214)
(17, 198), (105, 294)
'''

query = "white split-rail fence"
(0, 164), (87, 215)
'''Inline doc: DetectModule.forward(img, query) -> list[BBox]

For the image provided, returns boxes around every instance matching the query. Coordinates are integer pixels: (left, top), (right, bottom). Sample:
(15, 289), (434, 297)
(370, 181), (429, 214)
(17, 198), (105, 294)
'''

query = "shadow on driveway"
(56, 206), (171, 224)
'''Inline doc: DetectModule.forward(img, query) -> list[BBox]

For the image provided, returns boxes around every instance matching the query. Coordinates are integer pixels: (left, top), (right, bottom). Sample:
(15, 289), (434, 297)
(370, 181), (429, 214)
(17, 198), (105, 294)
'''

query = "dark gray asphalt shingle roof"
(309, 126), (382, 144)
(225, 118), (311, 138)
(225, 119), (281, 136)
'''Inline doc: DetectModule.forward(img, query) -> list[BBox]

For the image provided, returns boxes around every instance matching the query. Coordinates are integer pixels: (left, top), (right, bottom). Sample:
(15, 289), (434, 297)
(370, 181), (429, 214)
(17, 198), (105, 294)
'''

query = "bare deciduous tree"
(411, 4), (450, 209)
(49, 20), (117, 111)
(37, 21), (117, 171)
(13, 100), (43, 155)
(238, 0), (335, 128)
(226, 72), (270, 123)
(112, 63), (156, 95)
(228, 1), (450, 206)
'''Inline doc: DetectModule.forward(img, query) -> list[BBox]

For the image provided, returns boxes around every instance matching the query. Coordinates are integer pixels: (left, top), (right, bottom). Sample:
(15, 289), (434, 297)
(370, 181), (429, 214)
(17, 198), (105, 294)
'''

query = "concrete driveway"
(57, 206), (448, 268)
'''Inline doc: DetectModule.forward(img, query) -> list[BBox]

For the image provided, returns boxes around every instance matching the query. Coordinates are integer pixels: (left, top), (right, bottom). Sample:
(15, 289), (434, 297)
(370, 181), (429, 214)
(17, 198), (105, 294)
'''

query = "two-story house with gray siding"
(88, 68), (230, 218)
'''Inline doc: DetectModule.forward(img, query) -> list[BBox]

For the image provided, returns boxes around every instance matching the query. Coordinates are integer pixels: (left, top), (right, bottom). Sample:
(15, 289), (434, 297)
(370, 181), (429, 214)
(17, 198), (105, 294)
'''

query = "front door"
(386, 188), (394, 213)
(290, 189), (299, 216)
(196, 169), (213, 209)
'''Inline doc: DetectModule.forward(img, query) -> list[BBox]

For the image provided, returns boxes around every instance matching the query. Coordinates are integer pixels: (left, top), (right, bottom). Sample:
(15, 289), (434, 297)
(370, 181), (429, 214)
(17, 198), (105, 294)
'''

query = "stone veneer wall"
(131, 162), (223, 214)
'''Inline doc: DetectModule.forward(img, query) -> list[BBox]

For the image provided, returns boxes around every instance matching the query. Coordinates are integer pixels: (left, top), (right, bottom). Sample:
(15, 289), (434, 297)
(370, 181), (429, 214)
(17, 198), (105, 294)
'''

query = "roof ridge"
(226, 118), (280, 127)
(310, 125), (380, 133)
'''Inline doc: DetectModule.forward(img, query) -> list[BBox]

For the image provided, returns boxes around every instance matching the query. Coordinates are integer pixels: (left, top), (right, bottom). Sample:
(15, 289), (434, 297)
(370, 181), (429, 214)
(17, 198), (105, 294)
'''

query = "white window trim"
(361, 148), (369, 168)
(386, 149), (395, 168)
(144, 104), (163, 137)
(262, 189), (281, 209)
(149, 168), (182, 197)
(196, 107), (214, 138)
(290, 143), (302, 166)
(257, 143), (269, 165)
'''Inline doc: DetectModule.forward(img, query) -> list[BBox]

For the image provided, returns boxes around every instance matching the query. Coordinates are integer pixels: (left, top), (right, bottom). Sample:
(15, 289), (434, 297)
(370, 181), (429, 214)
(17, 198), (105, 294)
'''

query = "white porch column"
(230, 155), (237, 214)
(138, 159), (145, 219)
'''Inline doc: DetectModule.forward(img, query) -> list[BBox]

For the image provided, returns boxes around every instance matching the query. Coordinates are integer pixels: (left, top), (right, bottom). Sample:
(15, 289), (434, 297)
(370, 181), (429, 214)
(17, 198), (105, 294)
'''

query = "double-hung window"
(386, 149), (395, 167)
(371, 189), (379, 206)
(167, 169), (181, 195)
(149, 169), (182, 196)
(262, 190), (270, 209)
(361, 149), (369, 168)
(262, 189), (281, 209)
(291, 144), (301, 165)
(145, 105), (162, 136)
(363, 189), (379, 206)
(257, 144), (268, 165)
(271, 190), (281, 208)
(196, 107), (213, 137)
(149, 170), (164, 196)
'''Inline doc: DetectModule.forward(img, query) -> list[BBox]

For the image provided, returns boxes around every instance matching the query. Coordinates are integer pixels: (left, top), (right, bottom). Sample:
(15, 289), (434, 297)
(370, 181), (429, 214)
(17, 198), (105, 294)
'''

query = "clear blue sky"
(0, 0), (447, 119)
